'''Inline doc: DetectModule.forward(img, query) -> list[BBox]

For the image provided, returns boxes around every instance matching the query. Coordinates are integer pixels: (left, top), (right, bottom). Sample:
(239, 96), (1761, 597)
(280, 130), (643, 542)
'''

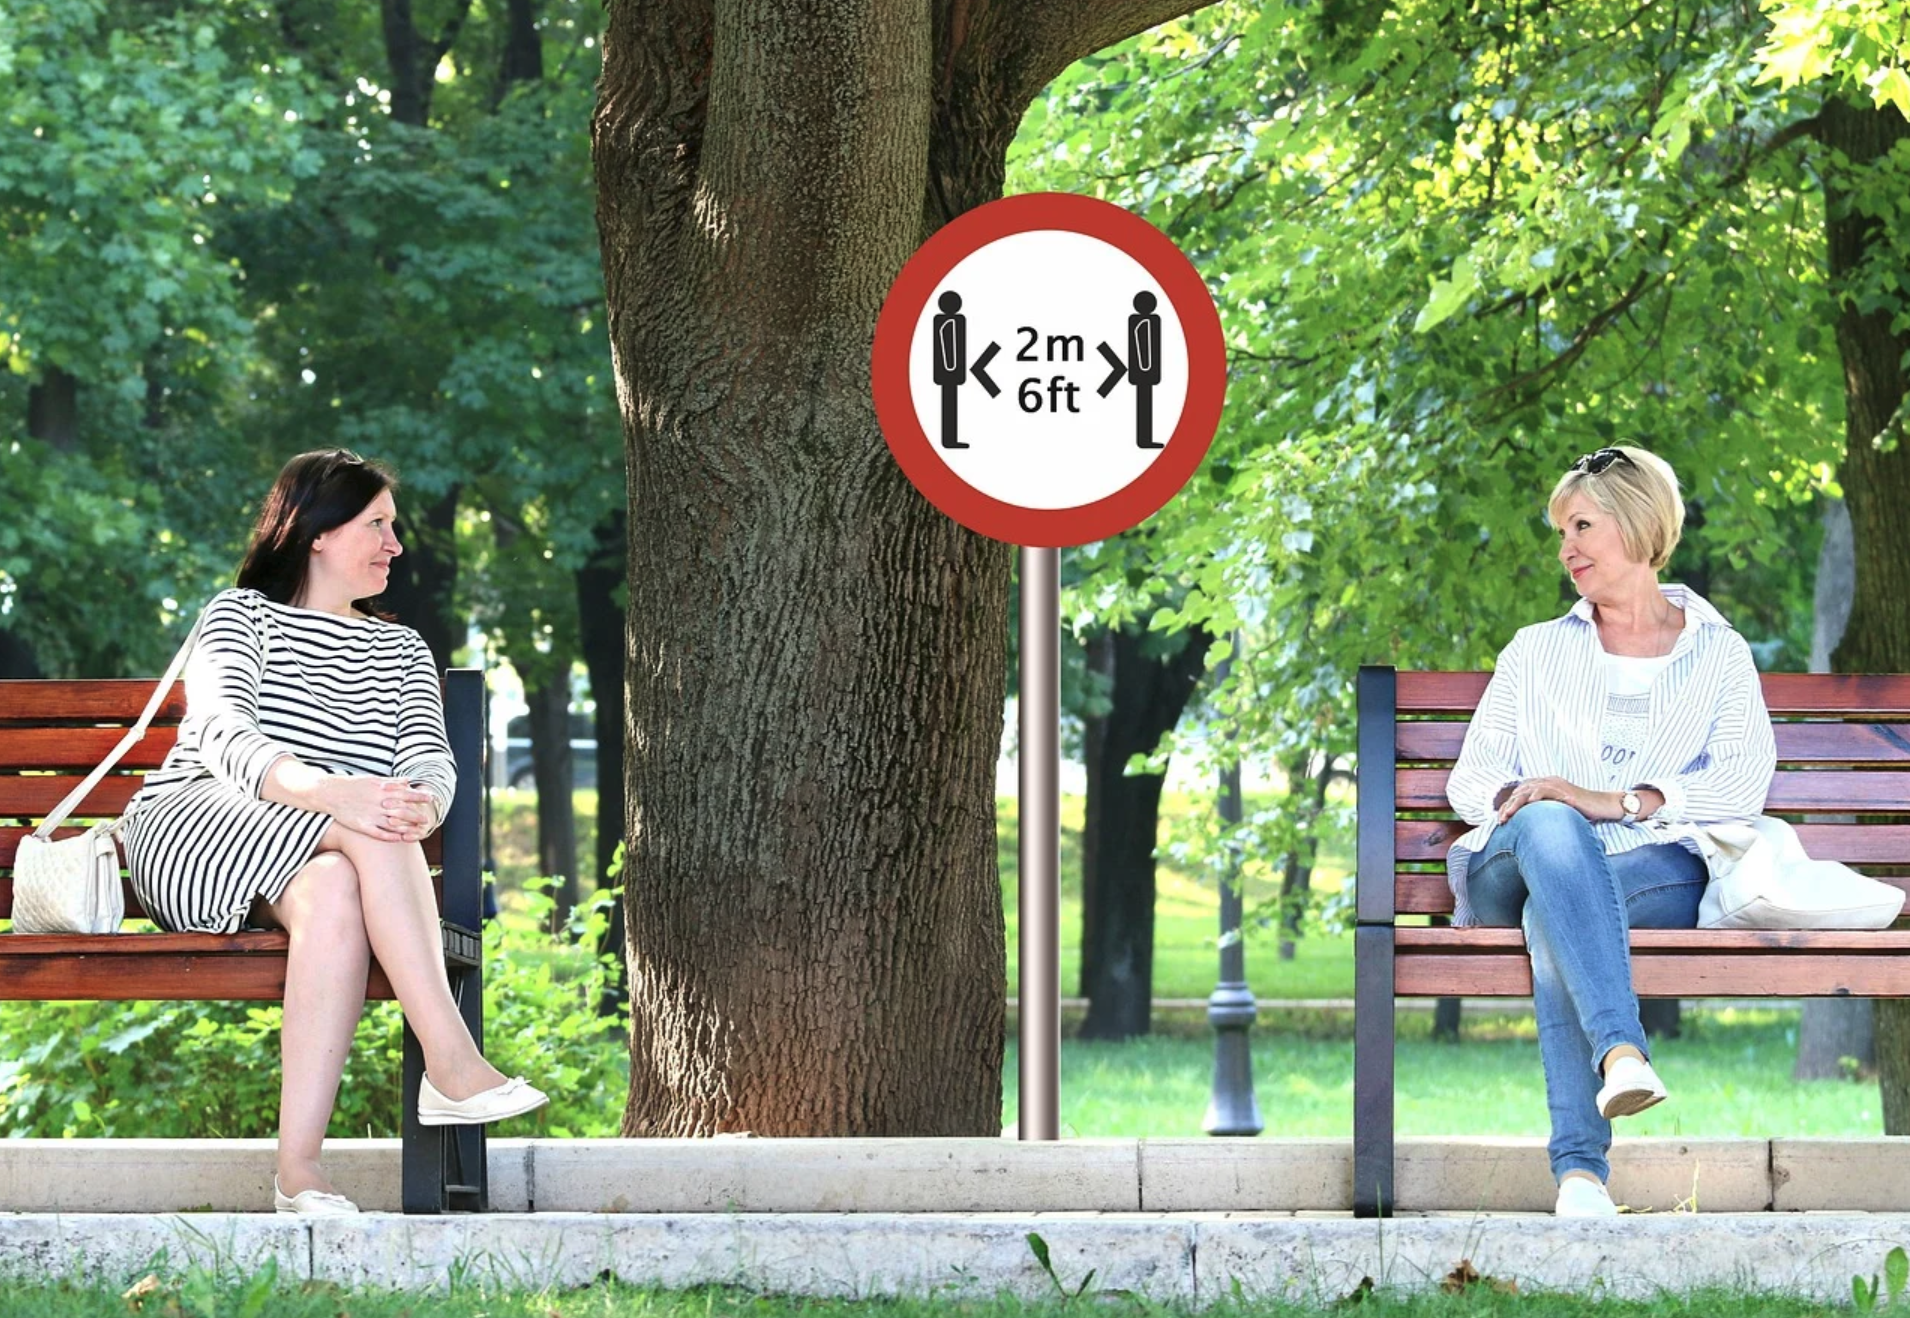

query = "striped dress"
(1444, 583), (1777, 927)
(121, 587), (457, 934)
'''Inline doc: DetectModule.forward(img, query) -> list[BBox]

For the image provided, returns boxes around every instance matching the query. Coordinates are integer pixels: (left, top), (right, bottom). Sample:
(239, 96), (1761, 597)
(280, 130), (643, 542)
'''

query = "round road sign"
(872, 192), (1226, 548)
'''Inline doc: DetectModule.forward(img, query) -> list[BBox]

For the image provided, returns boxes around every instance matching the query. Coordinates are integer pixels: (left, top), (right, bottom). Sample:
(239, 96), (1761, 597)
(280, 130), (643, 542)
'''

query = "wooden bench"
(1353, 665), (1910, 1217)
(0, 669), (490, 1213)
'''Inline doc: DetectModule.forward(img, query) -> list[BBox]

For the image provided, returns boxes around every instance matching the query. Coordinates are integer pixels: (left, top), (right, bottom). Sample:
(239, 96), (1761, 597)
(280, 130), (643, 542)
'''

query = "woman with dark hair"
(122, 450), (546, 1215)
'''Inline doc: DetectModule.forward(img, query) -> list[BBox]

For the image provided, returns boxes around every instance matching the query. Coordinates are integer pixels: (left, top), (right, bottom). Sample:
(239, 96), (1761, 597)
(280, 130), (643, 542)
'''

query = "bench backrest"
(1358, 668), (1910, 922)
(0, 675), (479, 927)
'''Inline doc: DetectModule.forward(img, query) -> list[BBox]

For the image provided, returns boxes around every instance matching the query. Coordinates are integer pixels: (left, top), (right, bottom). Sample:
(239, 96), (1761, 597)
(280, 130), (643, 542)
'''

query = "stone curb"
(13, 1137), (1902, 1215)
(3, 1211), (1908, 1303)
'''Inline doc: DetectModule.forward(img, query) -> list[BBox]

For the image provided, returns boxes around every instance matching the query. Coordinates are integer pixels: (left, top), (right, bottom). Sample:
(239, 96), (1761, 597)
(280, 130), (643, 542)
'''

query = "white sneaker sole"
(418, 1090), (550, 1127)
(1597, 1082), (1666, 1120)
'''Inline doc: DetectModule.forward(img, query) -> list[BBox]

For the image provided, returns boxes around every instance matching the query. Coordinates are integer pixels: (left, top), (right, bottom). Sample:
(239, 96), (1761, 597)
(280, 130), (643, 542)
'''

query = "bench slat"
(1397, 720), (1910, 765)
(1397, 671), (1910, 716)
(0, 775), (141, 815)
(0, 680), (188, 722)
(1398, 952), (1910, 997)
(1391, 870), (1910, 916)
(1393, 820), (1910, 864)
(0, 825), (444, 872)
(1397, 927), (1910, 951)
(1397, 767), (1910, 814)
(0, 947), (397, 1001)
(0, 727), (177, 770)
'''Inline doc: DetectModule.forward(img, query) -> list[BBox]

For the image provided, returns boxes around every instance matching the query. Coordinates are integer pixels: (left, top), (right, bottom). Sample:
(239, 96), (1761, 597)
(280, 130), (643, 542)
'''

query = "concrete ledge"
(533, 1139), (1142, 1213)
(1140, 1139), (1349, 1211)
(1773, 1138), (1910, 1212)
(2, 1137), (1904, 1215)
(4, 1212), (1909, 1302)
(0, 1140), (532, 1214)
(1397, 1137), (1771, 1214)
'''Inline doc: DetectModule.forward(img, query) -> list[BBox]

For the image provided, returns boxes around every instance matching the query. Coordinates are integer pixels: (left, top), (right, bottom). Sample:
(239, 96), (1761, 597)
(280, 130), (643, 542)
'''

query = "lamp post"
(1204, 641), (1262, 1136)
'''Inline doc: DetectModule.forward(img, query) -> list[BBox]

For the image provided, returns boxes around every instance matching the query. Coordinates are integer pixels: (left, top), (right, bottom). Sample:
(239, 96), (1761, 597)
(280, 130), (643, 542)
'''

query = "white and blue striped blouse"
(1444, 583), (1778, 927)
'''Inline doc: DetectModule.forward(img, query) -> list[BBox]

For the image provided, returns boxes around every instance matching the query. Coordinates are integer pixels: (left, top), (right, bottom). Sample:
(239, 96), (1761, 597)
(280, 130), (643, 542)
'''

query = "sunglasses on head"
(1571, 448), (1633, 475)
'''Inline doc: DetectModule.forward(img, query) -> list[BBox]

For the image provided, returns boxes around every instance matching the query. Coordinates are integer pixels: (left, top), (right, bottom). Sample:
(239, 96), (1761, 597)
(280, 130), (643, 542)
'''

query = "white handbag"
(1695, 815), (1907, 931)
(11, 608), (206, 935)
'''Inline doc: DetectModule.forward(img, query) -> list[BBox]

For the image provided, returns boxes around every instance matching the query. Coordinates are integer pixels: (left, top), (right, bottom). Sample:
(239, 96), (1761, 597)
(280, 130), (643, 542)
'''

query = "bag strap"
(33, 605), (210, 840)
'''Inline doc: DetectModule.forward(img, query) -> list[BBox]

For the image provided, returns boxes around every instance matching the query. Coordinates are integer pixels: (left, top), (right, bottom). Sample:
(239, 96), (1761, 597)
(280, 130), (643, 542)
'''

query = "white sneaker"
(274, 1175), (359, 1215)
(1555, 1177), (1619, 1217)
(1596, 1054), (1668, 1119)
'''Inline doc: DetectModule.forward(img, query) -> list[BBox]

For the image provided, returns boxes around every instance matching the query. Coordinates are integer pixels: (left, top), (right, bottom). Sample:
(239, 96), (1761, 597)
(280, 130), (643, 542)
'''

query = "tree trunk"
(1797, 494), (1871, 1079)
(1078, 626), (1212, 1041)
(381, 484), (461, 671)
(593, 0), (1209, 1134)
(1078, 629), (1114, 996)
(495, 0), (543, 106)
(577, 506), (630, 1012)
(1639, 999), (1681, 1040)
(26, 365), (78, 452)
(526, 670), (578, 933)
(1818, 94), (1910, 1133)
(1276, 751), (1336, 960)
(380, 0), (473, 127)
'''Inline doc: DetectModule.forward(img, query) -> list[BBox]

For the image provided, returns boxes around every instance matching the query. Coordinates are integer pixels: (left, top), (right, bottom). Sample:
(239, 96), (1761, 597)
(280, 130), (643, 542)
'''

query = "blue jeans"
(1466, 801), (1707, 1184)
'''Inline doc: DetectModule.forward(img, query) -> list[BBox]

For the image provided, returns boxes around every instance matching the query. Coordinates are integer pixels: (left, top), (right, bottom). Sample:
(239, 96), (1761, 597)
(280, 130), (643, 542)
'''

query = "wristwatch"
(1620, 790), (1643, 822)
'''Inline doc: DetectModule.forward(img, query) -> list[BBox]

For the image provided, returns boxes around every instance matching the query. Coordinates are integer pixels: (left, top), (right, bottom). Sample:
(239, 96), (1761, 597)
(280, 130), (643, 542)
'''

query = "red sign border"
(872, 192), (1227, 549)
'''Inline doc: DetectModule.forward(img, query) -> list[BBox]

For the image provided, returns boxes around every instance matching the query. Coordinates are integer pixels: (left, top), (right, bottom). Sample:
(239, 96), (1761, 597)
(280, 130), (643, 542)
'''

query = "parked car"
(503, 713), (598, 791)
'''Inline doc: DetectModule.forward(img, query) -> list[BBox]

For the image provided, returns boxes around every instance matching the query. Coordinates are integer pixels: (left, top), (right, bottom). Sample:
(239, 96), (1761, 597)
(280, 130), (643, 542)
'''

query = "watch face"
(1622, 792), (1641, 816)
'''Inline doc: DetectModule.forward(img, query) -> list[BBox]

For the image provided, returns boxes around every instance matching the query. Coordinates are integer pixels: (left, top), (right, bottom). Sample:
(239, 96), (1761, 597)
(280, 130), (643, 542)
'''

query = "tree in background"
(1756, 0), (1910, 1127)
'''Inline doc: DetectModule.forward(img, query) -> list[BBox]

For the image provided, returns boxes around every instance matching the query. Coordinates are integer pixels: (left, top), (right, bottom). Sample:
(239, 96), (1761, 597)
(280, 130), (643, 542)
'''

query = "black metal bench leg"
(400, 962), (489, 1214)
(1354, 923), (1396, 1218)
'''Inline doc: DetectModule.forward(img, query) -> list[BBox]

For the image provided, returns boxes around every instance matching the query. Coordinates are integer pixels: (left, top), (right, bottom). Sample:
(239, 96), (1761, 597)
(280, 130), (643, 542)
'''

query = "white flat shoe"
(274, 1175), (359, 1215)
(1596, 1054), (1667, 1119)
(418, 1073), (549, 1126)
(1555, 1177), (1619, 1217)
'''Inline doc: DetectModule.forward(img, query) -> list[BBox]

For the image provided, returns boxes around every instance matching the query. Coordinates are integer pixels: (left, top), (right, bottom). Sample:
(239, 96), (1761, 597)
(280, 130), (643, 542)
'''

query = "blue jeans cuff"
(1553, 1155), (1610, 1185)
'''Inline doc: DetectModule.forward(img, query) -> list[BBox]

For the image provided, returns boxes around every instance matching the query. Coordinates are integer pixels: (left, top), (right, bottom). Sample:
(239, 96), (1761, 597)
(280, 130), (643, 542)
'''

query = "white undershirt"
(1599, 649), (1675, 787)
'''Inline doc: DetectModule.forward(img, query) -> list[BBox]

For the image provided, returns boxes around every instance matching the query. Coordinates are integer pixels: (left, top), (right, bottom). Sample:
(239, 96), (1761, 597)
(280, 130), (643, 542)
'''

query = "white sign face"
(903, 230), (1191, 511)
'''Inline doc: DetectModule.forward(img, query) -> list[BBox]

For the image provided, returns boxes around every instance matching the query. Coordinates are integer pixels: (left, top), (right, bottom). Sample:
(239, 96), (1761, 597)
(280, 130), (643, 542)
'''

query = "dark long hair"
(235, 449), (401, 621)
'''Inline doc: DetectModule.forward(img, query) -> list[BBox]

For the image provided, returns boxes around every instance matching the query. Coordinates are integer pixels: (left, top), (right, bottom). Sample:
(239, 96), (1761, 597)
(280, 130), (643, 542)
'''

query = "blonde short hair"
(1547, 446), (1685, 571)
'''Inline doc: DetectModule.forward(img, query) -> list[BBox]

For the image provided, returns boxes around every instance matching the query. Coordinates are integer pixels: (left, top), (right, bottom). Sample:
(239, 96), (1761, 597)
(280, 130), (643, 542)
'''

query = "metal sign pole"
(1018, 545), (1060, 1141)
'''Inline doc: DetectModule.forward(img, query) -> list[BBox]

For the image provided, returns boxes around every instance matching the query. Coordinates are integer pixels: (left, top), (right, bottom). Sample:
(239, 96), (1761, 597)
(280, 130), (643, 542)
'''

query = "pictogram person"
(1128, 291), (1162, 449)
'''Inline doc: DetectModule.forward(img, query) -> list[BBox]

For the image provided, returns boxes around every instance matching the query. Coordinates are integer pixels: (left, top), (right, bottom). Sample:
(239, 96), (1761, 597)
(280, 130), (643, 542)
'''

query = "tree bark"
(527, 669), (579, 933)
(577, 506), (630, 1011)
(593, 0), (1211, 1135)
(1797, 494), (1871, 1079)
(1818, 94), (1910, 1133)
(1078, 626), (1212, 1041)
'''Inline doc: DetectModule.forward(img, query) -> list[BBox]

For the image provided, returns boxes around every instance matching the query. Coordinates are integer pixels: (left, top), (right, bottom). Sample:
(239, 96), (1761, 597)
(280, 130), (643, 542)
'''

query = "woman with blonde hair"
(1444, 445), (1776, 1216)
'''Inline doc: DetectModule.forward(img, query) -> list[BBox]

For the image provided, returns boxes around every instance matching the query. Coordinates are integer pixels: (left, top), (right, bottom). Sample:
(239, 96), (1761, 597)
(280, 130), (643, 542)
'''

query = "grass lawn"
(1003, 1009), (1884, 1140)
(495, 788), (1360, 1001)
(0, 1278), (1858, 1317)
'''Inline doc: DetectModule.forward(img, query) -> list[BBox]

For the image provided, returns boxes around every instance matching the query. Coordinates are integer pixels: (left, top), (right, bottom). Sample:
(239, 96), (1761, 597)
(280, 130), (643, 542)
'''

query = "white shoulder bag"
(11, 608), (206, 935)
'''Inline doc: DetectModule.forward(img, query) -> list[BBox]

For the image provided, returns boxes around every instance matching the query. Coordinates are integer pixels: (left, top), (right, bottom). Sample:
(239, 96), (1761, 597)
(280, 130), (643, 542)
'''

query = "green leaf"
(1413, 254), (1478, 334)
(1869, 66), (1910, 117)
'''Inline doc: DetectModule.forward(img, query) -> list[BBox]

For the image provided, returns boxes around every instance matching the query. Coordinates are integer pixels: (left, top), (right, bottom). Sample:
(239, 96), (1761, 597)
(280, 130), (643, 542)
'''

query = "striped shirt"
(1444, 583), (1777, 927)
(121, 587), (456, 932)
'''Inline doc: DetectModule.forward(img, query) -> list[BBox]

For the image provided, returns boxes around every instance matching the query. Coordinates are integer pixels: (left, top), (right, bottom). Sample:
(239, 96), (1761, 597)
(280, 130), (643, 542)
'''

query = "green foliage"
(1010, 0), (1848, 899)
(1853, 1245), (1910, 1312)
(1757, 0), (1910, 114)
(0, 881), (628, 1140)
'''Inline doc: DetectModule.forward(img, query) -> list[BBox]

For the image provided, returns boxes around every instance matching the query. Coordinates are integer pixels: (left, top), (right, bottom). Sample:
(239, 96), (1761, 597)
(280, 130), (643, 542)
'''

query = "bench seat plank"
(0, 938), (397, 1001)
(1396, 927), (1910, 951)
(0, 680), (189, 722)
(1397, 721), (1910, 765)
(1397, 767), (1910, 813)
(1392, 821), (1910, 866)
(1398, 952), (1910, 998)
